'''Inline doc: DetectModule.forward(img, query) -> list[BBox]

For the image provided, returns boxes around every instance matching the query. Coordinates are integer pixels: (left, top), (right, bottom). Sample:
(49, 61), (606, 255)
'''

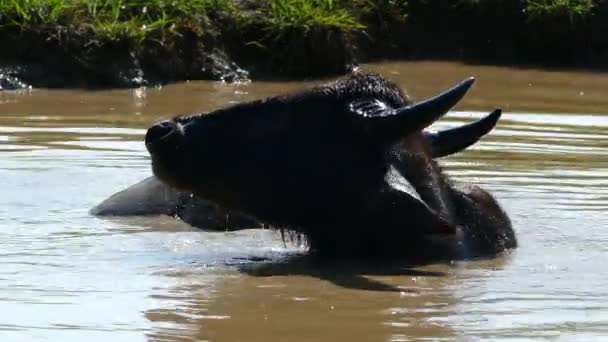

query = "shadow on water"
(143, 250), (513, 342)
(238, 255), (448, 293)
(236, 251), (518, 293)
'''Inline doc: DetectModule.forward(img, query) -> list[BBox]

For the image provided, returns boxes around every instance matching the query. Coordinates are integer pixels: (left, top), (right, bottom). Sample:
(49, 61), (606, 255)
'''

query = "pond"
(1, 61), (607, 341)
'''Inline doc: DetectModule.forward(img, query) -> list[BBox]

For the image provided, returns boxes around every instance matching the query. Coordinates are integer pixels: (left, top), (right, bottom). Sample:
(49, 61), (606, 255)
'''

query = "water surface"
(1, 61), (607, 341)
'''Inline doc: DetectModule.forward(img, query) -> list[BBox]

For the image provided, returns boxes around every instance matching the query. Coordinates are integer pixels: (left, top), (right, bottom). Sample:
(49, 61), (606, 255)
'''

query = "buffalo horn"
(426, 109), (502, 158)
(356, 77), (476, 139)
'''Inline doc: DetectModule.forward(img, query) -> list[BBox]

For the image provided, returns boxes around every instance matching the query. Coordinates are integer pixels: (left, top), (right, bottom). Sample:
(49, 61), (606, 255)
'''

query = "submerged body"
(100, 72), (517, 259)
(90, 176), (261, 230)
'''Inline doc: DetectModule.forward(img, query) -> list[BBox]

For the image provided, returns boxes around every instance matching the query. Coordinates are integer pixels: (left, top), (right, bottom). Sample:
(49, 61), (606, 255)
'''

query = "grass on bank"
(0, 0), (600, 46)
(0, 0), (372, 47)
(0, 0), (236, 45)
(0, 0), (605, 79)
(525, 0), (595, 21)
(262, 0), (364, 39)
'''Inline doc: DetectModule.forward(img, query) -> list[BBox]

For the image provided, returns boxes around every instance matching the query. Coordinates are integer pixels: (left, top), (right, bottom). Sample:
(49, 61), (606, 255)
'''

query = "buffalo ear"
(425, 109), (502, 158)
(348, 77), (475, 141)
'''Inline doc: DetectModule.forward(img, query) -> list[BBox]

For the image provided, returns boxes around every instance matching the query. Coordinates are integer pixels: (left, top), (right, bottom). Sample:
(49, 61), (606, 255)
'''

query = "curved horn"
(426, 109), (502, 158)
(352, 77), (475, 140)
(394, 77), (475, 129)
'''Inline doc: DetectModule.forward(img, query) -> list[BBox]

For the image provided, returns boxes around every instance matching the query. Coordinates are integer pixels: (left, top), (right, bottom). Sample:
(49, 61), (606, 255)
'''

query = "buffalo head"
(145, 73), (516, 259)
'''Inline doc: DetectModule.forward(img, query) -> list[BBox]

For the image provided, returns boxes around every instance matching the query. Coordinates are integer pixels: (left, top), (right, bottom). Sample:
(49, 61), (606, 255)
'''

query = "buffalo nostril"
(145, 120), (177, 152)
(146, 120), (176, 142)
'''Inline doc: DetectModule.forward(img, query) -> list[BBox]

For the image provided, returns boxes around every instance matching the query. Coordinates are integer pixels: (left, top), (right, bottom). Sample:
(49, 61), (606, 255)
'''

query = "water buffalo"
(101, 72), (517, 259)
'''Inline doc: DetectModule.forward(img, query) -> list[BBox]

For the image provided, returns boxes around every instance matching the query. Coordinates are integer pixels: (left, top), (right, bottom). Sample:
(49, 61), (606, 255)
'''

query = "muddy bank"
(0, 27), (249, 90)
(2, 0), (608, 89)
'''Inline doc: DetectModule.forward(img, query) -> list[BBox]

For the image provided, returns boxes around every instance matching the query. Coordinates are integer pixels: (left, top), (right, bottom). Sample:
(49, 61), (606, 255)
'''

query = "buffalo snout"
(145, 120), (179, 154)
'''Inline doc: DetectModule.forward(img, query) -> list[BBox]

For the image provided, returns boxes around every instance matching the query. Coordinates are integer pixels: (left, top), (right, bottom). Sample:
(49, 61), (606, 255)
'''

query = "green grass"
(1, 0), (600, 47)
(0, 0), (607, 79)
(525, 0), (595, 22)
(260, 0), (365, 38)
(0, 0), (67, 26)
(449, 0), (595, 20)
(0, 0), (236, 45)
(0, 0), (407, 46)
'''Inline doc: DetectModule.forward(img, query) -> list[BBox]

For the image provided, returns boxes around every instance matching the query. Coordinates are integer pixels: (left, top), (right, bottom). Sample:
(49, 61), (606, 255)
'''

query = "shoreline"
(1, 0), (607, 90)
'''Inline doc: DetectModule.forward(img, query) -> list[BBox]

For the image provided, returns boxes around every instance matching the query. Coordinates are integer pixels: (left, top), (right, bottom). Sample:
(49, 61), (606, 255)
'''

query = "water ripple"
(0, 107), (606, 341)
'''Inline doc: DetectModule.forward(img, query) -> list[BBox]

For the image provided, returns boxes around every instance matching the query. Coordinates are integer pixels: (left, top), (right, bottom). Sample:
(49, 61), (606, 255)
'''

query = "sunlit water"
(1, 62), (607, 341)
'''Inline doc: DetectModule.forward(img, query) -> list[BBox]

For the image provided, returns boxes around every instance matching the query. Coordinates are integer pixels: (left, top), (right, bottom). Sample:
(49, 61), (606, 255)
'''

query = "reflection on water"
(0, 61), (607, 341)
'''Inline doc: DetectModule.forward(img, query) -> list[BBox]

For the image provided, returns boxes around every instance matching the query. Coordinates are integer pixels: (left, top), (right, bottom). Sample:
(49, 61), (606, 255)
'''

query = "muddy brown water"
(1, 61), (607, 341)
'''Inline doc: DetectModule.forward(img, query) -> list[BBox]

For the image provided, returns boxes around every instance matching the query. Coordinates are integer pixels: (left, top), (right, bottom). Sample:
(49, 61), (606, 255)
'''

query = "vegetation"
(0, 0), (601, 47)
(0, 0), (606, 87)
(0, 0), (236, 45)
(525, 0), (595, 21)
